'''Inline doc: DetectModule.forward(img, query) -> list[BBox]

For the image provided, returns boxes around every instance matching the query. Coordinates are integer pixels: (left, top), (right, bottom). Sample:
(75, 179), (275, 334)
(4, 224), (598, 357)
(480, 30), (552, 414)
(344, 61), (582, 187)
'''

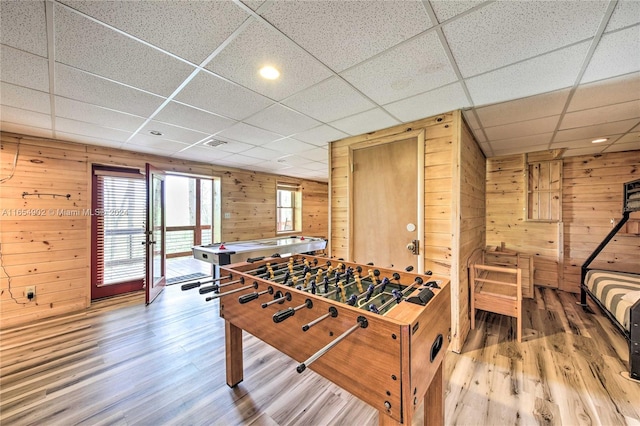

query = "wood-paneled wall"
(486, 154), (562, 288)
(562, 151), (640, 293)
(0, 133), (328, 329)
(329, 111), (485, 353)
(487, 149), (640, 293)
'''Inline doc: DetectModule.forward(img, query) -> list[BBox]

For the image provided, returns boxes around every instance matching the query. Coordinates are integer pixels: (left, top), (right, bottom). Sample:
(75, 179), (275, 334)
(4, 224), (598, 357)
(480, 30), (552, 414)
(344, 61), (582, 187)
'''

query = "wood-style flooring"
(1, 284), (638, 425)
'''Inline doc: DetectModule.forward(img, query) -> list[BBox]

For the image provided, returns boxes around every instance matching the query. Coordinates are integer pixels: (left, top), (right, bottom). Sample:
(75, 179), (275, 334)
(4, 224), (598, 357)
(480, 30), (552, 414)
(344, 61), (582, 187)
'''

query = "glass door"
(145, 163), (166, 304)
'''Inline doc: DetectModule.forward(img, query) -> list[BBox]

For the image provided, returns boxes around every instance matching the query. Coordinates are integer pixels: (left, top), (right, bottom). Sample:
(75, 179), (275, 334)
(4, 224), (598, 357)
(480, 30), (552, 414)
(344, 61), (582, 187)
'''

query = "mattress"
(585, 270), (640, 332)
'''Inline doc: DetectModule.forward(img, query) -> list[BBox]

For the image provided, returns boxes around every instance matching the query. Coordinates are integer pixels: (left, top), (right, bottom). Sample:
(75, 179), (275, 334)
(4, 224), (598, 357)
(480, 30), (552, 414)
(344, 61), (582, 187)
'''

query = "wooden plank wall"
(0, 133), (328, 328)
(329, 110), (485, 353)
(487, 149), (640, 293)
(455, 116), (486, 349)
(486, 154), (561, 288)
(562, 151), (640, 293)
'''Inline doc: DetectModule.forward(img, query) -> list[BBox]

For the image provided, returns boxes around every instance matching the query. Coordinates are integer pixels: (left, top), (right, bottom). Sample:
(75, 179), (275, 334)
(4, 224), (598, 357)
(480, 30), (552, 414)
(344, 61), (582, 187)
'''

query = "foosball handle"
(273, 308), (295, 323)
(246, 256), (265, 263)
(199, 285), (219, 294)
(181, 282), (201, 291)
(239, 292), (259, 304)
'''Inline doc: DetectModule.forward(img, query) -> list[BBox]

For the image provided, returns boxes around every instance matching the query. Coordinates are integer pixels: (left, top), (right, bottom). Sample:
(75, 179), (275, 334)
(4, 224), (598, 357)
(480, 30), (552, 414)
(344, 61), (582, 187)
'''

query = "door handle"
(406, 239), (419, 255)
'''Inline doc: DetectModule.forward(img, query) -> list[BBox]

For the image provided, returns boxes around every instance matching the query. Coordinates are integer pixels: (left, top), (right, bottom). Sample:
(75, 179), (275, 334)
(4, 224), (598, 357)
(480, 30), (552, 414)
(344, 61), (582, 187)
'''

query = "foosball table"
(184, 255), (451, 425)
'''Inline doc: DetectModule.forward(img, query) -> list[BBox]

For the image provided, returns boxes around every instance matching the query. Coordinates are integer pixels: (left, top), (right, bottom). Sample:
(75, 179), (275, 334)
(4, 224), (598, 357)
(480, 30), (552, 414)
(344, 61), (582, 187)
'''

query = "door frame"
(145, 163), (166, 304)
(347, 129), (425, 273)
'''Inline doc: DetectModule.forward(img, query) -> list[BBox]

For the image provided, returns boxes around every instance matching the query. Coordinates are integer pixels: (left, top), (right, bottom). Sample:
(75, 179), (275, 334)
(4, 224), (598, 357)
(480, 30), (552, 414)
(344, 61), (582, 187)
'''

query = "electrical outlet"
(224, 212), (231, 219)
(26, 286), (36, 301)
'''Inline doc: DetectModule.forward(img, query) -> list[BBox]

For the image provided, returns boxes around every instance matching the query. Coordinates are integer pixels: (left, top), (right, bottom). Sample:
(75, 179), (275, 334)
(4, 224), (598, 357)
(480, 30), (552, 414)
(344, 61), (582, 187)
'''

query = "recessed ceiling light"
(203, 139), (228, 148)
(149, 130), (163, 136)
(591, 138), (608, 143)
(259, 66), (280, 80)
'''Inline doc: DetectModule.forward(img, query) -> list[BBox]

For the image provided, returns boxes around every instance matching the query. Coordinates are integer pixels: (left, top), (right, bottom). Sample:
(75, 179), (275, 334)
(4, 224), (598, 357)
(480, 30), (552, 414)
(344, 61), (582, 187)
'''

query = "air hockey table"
(192, 236), (327, 277)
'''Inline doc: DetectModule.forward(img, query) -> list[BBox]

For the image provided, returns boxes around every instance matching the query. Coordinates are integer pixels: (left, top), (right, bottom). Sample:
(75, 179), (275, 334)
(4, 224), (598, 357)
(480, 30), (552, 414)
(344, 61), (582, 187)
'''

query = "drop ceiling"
(1, 0), (639, 182)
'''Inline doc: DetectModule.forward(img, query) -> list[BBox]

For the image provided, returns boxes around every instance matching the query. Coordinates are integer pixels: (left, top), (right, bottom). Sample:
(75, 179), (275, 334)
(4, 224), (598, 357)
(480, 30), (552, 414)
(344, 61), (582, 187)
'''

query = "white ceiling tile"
(304, 161), (329, 172)
(0, 45), (49, 92)
(292, 125), (348, 147)
(560, 100), (640, 130)
(550, 133), (624, 150)
(262, 138), (317, 155)
(581, 26), (640, 84)
(139, 121), (209, 145)
(200, 138), (255, 154)
(329, 108), (400, 136)
(59, 0), (249, 64)
(57, 131), (123, 148)
(216, 122), (283, 145)
(562, 145), (610, 157)
(429, 1), (486, 23)
(252, 160), (294, 173)
(172, 145), (234, 163)
(0, 121), (53, 139)
(56, 117), (132, 143)
(569, 72), (640, 112)
(153, 101), (235, 135)
(341, 31), (457, 105)
(218, 153), (266, 166)
(554, 118), (640, 142)
(55, 64), (165, 117)
(611, 131), (640, 144)
(297, 147), (329, 162)
(489, 133), (553, 152)
(272, 154), (314, 168)
(55, 97), (145, 132)
(485, 116), (560, 141)
(174, 71), (273, 121)
(55, 5), (195, 97)
(0, 0), (47, 57)
(125, 135), (191, 153)
(605, 1), (640, 33)
(1, 106), (51, 129)
(383, 83), (470, 123)
(261, 1), (432, 72)
(206, 20), (333, 101)
(244, 104), (320, 135)
(282, 77), (375, 123)
(492, 143), (551, 157)
(0, 82), (51, 114)
(475, 89), (570, 128)
(241, 0), (266, 12)
(241, 146), (283, 161)
(466, 41), (590, 106)
(443, 1), (607, 77)
(604, 140), (640, 154)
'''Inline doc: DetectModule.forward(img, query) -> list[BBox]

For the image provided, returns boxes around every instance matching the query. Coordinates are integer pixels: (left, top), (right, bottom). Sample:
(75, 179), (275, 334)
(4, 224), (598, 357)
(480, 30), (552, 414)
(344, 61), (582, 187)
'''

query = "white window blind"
(95, 173), (146, 286)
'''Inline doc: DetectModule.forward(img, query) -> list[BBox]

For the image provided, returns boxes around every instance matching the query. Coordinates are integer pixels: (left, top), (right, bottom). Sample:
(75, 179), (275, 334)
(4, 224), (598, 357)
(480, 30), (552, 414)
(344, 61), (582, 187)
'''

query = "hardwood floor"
(1, 285), (638, 425)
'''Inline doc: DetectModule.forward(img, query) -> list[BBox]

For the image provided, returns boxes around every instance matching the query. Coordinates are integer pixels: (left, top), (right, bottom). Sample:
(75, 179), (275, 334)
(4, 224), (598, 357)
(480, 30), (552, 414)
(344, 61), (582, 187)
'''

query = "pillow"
(621, 290), (640, 303)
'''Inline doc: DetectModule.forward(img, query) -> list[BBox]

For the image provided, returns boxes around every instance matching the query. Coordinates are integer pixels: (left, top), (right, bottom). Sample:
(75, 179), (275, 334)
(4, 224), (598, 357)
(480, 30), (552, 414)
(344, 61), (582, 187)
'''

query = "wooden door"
(351, 133), (424, 272)
(145, 163), (166, 304)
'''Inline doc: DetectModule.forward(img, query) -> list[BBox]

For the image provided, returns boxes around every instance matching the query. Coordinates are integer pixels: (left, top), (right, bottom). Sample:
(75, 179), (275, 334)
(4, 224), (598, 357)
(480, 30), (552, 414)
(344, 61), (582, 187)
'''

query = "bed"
(580, 178), (640, 382)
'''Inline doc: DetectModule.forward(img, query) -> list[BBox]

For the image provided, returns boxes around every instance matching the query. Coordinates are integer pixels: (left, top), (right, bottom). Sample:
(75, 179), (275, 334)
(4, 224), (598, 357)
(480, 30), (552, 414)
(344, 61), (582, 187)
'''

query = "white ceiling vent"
(203, 139), (228, 148)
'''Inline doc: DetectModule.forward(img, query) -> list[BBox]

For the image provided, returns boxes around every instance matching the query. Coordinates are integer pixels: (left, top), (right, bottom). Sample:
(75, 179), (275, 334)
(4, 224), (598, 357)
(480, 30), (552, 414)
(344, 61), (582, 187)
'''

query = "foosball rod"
(205, 281), (258, 301)
(199, 276), (245, 294)
(302, 306), (338, 332)
(373, 278), (423, 312)
(180, 273), (233, 291)
(296, 316), (368, 373)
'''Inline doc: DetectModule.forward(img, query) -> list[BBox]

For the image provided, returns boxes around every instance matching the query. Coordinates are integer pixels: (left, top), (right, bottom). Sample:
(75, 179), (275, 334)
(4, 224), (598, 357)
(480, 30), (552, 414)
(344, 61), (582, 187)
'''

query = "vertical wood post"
(225, 320), (243, 387)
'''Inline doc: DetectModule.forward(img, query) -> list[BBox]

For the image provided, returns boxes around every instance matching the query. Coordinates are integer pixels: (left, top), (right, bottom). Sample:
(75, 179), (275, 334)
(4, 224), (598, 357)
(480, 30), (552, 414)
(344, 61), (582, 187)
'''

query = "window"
(92, 167), (146, 293)
(526, 159), (562, 221)
(277, 182), (301, 232)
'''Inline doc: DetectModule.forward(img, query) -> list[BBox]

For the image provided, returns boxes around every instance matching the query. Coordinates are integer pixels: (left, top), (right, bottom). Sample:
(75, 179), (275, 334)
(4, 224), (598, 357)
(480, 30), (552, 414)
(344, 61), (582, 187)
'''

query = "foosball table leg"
(424, 360), (444, 426)
(225, 320), (243, 387)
